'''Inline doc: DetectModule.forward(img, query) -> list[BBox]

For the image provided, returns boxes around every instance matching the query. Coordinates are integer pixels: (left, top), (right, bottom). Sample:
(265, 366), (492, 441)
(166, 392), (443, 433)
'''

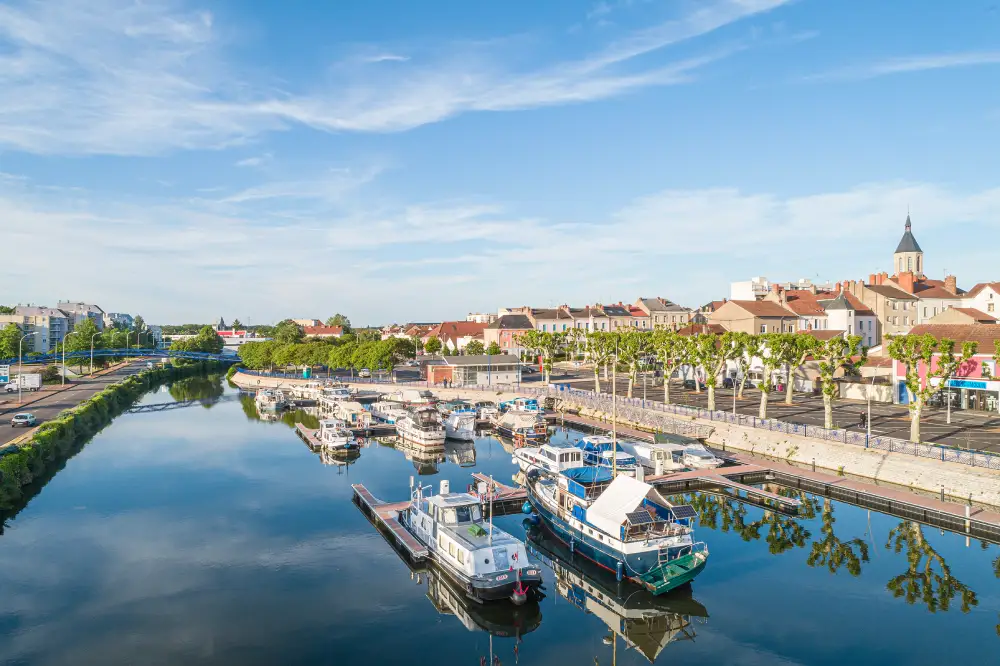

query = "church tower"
(893, 214), (923, 277)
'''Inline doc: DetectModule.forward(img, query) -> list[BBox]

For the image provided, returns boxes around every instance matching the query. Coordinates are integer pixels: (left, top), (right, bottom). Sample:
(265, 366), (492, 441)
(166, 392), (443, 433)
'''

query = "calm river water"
(0, 376), (997, 665)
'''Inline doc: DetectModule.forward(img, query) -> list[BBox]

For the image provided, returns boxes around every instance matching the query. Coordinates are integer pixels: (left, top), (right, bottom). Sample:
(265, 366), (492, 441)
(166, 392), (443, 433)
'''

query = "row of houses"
(0, 301), (162, 354)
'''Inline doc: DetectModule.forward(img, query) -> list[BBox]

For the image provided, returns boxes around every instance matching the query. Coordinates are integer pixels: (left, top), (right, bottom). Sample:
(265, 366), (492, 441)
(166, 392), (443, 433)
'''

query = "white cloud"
(234, 153), (271, 168)
(6, 172), (995, 323)
(808, 50), (1000, 81)
(0, 0), (791, 155)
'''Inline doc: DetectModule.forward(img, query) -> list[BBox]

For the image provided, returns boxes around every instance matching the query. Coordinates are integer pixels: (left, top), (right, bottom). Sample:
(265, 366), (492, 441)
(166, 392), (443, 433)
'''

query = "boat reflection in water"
(527, 526), (707, 663)
(444, 437), (477, 468)
(374, 436), (445, 475)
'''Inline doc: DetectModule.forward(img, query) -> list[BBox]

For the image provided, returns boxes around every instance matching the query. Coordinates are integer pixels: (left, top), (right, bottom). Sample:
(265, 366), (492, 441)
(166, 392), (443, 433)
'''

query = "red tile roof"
(906, 324), (1000, 354)
(950, 308), (998, 322)
(778, 290), (826, 316)
(303, 325), (343, 336)
(814, 290), (875, 315)
(797, 329), (845, 341)
(725, 300), (797, 318)
(965, 282), (1000, 297)
(628, 307), (649, 317)
(676, 323), (727, 336)
(426, 321), (488, 343)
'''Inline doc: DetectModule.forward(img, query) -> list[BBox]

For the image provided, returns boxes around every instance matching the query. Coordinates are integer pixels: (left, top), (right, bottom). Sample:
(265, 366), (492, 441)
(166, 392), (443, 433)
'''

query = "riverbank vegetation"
(0, 361), (224, 516)
(236, 336), (415, 374)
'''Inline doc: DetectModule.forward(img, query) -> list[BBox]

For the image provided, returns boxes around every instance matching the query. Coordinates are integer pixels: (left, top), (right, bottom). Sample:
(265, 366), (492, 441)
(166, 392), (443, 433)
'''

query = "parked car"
(682, 379), (706, 390)
(358, 368), (372, 378)
(520, 365), (538, 374)
(10, 413), (37, 428)
(722, 377), (735, 389)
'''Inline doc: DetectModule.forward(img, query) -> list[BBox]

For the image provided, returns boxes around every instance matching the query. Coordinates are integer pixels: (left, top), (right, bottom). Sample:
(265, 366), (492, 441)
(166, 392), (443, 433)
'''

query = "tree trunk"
(664, 371), (671, 404)
(627, 373), (635, 398)
(759, 390), (768, 419)
(695, 368), (702, 393)
(909, 399), (922, 443)
(823, 392), (833, 429)
(602, 363), (608, 381)
(785, 363), (794, 404)
(593, 367), (601, 394)
(707, 385), (716, 411)
(738, 373), (749, 399)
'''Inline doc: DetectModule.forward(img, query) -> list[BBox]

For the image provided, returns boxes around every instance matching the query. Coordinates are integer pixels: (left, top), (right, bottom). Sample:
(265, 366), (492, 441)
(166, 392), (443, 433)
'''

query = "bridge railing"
(0, 348), (236, 366)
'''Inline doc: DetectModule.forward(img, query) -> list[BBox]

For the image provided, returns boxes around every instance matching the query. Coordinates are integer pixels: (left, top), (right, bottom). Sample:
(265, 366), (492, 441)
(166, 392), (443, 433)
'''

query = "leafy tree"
(66, 318), (103, 372)
(585, 331), (615, 393)
(328, 342), (358, 370)
(885, 520), (978, 613)
(0, 322), (22, 360)
(651, 329), (685, 404)
(273, 319), (304, 344)
(758, 334), (792, 419)
(231, 318), (244, 330)
(781, 334), (817, 405)
(238, 340), (279, 370)
(325, 313), (352, 332)
(424, 336), (442, 355)
(485, 341), (502, 356)
(806, 498), (870, 576)
(516, 330), (563, 383)
(887, 334), (977, 442)
(689, 332), (741, 411)
(0, 305), (14, 315)
(132, 315), (146, 334)
(616, 330), (653, 398)
(815, 335), (867, 429)
(733, 332), (762, 399)
(464, 340), (485, 355)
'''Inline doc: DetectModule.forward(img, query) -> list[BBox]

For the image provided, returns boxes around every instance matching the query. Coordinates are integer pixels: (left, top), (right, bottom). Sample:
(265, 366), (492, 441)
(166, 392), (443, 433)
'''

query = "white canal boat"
(400, 479), (543, 604)
(513, 442), (584, 475)
(318, 418), (355, 450)
(255, 389), (287, 412)
(396, 406), (447, 446)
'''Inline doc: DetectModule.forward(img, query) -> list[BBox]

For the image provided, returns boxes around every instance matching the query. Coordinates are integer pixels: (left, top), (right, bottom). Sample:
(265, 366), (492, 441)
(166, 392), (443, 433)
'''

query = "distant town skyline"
(2, 0), (999, 323)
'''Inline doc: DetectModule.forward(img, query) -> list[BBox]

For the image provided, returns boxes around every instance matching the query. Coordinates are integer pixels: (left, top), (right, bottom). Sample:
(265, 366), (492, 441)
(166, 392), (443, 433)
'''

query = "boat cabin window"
(442, 504), (481, 524)
(686, 447), (714, 460)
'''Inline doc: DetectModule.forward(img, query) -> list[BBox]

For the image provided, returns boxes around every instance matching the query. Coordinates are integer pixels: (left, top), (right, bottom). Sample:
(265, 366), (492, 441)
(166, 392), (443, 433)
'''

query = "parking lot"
(545, 370), (1000, 454)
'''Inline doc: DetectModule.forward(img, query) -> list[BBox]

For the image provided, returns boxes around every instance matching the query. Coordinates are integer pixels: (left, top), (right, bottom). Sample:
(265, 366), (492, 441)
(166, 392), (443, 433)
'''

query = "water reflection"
(167, 374), (226, 404)
(527, 526), (707, 663)
(886, 520), (977, 613)
(807, 498), (870, 576)
(372, 436), (445, 475)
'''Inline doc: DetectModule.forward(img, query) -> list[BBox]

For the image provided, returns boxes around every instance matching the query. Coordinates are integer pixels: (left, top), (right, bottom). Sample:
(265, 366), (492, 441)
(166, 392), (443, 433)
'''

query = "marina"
(2, 377), (999, 665)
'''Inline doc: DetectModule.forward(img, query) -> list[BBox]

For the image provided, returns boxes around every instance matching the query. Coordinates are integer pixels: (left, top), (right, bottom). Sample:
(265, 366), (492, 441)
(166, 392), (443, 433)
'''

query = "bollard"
(965, 504), (971, 534)
(940, 487), (945, 502)
(812, 458), (816, 472)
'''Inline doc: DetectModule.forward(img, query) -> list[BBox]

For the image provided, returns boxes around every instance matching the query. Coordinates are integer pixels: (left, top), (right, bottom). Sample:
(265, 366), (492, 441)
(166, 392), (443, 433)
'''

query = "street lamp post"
(90, 333), (99, 376)
(17, 332), (31, 405)
(866, 374), (876, 447)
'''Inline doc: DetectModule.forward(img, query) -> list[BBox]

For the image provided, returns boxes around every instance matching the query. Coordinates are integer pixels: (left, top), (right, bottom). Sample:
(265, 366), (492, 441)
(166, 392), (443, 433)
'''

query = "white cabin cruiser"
(255, 389), (287, 412)
(681, 442), (723, 470)
(514, 442), (584, 475)
(474, 401), (498, 421)
(444, 412), (476, 441)
(396, 406), (447, 446)
(371, 399), (408, 424)
(400, 480), (543, 604)
(318, 418), (355, 450)
(618, 439), (687, 474)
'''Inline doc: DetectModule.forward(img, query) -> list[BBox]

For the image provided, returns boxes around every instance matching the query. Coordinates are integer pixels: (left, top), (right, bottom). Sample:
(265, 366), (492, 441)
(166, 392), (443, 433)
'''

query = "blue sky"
(2, 0), (999, 325)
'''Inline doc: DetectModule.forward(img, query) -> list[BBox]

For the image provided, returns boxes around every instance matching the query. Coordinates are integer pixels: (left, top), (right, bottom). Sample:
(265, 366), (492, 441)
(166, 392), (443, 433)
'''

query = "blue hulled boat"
(574, 435), (638, 474)
(525, 467), (708, 596)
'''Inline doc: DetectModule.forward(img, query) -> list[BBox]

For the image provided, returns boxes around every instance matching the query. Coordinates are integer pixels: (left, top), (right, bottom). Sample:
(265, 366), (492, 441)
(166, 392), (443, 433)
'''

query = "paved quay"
(0, 363), (143, 449)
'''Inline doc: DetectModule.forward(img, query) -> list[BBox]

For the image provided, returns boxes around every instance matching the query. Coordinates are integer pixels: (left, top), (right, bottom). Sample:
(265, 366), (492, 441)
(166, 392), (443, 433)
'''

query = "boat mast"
(612, 338), (618, 478)
(489, 474), (494, 546)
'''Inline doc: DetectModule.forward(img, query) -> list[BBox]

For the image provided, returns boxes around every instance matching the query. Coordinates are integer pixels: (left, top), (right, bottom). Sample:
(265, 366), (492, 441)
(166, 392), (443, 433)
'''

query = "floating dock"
(646, 465), (803, 514)
(352, 484), (429, 562)
(295, 423), (323, 448)
(468, 472), (528, 518)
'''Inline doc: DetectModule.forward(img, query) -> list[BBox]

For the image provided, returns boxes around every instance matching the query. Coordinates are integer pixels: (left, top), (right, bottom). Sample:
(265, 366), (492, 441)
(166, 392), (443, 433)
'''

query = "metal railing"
(526, 385), (1000, 472)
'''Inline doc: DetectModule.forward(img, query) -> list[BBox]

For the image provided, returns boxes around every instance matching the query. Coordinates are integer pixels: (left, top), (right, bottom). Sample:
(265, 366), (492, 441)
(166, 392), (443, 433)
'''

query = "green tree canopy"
(424, 336), (442, 354)
(325, 313), (352, 332)
(464, 340), (485, 355)
(815, 335), (867, 429)
(887, 334), (977, 442)
(132, 315), (146, 334)
(0, 305), (14, 315)
(0, 322), (23, 359)
(231, 318), (243, 330)
(586, 331), (616, 393)
(485, 341), (502, 356)
(273, 319), (305, 344)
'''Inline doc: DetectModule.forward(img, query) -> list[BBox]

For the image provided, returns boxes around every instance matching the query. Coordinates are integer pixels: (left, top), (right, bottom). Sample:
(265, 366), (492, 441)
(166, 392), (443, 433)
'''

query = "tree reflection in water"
(168, 374), (225, 404)
(806, 498), (869, 576)
(885, 520), (978, 614)
(681, 492), (812, 554)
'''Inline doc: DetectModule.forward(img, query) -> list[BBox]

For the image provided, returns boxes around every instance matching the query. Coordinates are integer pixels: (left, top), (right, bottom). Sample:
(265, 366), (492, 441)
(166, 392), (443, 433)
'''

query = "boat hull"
(527, 486), (707, 596)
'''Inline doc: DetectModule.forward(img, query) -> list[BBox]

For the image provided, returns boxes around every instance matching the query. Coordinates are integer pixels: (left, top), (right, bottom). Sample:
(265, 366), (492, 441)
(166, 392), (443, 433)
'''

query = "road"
(0, 363), (144, 448)
(542, 369), (1000, 454)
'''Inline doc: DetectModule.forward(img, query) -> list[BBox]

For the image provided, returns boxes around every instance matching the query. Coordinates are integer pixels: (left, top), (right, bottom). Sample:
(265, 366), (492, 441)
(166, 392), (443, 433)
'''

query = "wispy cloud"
(808, 50), (1000, 81)
(0, 0), (792, 155)
(234, 153), (271, 168)
(3, 170), (1000, 323)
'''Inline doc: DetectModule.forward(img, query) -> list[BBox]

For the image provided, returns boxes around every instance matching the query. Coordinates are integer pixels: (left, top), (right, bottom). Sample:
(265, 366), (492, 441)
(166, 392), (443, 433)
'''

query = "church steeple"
(893, 214), (923, 276)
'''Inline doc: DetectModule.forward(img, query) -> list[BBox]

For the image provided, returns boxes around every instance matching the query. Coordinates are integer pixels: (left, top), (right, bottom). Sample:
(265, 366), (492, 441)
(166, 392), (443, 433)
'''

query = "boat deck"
(469, 472), (528, 517)
(352, 484), (429, 561)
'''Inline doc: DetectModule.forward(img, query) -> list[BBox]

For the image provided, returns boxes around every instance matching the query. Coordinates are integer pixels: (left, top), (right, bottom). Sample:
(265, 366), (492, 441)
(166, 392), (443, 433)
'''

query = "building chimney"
(868, 273), (876, 285)
(809, 284), (818, 295)
(944, 275), (958, 294)
(897, 271), (916, 294)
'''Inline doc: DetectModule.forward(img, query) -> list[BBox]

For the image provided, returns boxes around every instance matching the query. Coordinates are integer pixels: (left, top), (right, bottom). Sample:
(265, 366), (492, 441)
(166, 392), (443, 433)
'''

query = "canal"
(0, 376), (997, 664)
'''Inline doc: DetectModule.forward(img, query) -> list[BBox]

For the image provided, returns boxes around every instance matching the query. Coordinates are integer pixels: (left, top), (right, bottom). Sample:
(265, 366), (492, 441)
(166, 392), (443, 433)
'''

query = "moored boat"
(317, 418), (356, 450)
(474, 401), (498, 422)
(574, 435), (638, 474)
(396, 406), (447, 446)
(255, 389), (287, 412)
(498, 397), (541, 414)
(493, 411), (548, 444)
(618, 436), (688, 474)
(525, 468), (708, 596)
(400, 480), (544, 604)
(371, 399), (408, 424)
(513, 442), (584, 475)
(444, 411), (477, 441)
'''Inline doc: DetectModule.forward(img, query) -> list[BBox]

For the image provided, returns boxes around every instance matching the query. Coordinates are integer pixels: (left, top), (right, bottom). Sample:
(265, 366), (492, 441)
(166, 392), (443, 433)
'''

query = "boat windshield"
(442, 504), (482, 524)
(686, 448), (715, 459)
